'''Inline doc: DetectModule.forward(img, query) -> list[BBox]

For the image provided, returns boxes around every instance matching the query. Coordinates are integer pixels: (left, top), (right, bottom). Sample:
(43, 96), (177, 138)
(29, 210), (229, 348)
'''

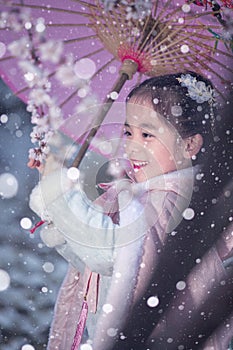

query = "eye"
(142, 131), (154, 139)
(123, 128), (132, 137)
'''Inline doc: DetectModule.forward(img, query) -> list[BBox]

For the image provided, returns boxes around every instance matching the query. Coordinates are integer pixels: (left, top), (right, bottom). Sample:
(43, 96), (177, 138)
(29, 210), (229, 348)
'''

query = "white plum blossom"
(19, 60), (51, 89)
(8, 38), (31, 59)
(39, 40), (64, 64)
(55, 56), (86, 88)
(0, 8), (31, 32)
(29, 89), (53, 107)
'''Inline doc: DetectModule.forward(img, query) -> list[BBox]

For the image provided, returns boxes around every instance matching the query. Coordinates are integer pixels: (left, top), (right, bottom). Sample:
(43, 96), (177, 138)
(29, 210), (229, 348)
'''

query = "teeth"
(133, 161), (148, 167)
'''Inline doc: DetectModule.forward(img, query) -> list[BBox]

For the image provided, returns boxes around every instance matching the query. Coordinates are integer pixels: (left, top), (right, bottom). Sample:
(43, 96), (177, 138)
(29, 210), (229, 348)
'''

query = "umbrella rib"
(138, 1), (196, 55)
(89, 7), (121, 59)
(109, 4), (130, 48)
(153, 0), (159, 17)
(137, 4), (179, 53)
(47, 23), (90, 27)
(185, 10), (222, 21)
(144, 15), (206, 54)
(147, 26), (210, 72)
(145, 29), (196, 57)
(191, 46), (231, 84)
(107, 7), (124, 40)
(154, 1), (191, 26)
(14, 85), (29, 97)
(154, 0), (176, 23)
(90, 56), (116, 81)
(131, 19), (144, 48)
(136, 14), (155, 51)
(10, 2), (92, 17)
(74, 47), (106, 61)
(136, 19), (161, 53)
(69, 0), (99, 10)
(118, 5), (139, 48)
(150, 42), (195, 70)
(179, 32), (233, 59)
(63, 34), (98, 44)
(186, 39), (233, 75)
(0, 55), (14, 62)
(150, 52), (196, 63)
(171, 23), (221, 30)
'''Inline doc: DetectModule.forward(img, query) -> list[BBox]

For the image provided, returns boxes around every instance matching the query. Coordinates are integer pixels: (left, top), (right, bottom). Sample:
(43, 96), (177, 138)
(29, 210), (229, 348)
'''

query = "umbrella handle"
(72, 72), (128, 168)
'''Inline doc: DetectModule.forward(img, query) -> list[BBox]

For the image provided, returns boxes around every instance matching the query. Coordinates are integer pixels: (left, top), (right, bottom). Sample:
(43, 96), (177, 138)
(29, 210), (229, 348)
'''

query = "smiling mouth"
(131, 160), (148, 172)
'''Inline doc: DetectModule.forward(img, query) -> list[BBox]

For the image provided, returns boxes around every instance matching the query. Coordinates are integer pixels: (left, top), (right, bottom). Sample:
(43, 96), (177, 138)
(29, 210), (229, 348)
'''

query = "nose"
(125, 138), (142, 158)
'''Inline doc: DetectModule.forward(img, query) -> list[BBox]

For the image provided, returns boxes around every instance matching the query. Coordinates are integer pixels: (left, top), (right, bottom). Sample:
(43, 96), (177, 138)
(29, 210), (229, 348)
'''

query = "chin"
(134, 172), (146, 183)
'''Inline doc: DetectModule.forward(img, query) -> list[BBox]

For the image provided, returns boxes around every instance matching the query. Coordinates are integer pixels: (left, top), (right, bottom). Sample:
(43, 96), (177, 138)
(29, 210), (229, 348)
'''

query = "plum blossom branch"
(1, 7), (89, 168)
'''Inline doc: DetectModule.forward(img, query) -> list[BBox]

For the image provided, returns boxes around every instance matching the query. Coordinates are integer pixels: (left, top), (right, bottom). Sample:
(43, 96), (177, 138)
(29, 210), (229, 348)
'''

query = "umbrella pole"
(72, 59), (138, 168)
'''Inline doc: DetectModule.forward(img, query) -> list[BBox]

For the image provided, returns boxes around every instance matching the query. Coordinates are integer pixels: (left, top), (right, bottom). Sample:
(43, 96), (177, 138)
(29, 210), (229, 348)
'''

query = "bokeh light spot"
(74, 58), (96, 79)
(0, 269), (10, 291)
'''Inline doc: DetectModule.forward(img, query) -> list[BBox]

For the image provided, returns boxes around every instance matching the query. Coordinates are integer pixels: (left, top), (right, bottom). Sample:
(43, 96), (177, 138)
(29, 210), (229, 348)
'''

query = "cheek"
(148, 142), (175, 161)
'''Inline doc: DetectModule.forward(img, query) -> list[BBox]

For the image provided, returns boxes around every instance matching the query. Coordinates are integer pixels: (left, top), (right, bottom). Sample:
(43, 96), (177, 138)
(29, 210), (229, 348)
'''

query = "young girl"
(29, 72), (232, 349)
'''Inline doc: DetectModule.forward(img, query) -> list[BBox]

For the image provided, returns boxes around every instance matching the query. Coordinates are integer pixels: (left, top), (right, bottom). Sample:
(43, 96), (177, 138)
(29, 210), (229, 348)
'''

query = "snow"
(147, 296), (160, 308)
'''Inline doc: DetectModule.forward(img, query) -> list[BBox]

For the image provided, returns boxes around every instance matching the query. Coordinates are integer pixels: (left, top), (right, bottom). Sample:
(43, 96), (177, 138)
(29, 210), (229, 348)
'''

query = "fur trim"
(40, 224), (65, 248)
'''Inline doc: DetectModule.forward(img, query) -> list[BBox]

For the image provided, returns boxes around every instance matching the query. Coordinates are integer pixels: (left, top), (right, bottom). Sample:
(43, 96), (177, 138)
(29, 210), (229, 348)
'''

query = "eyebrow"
(124, 122), (157, 131)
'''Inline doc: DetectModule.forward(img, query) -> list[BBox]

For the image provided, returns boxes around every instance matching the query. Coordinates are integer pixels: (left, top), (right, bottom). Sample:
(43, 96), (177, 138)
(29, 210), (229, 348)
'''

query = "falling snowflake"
(21, 345), (35, 350)
(147, 295), (160, 307)
(182, 208), (195, 220)
(66, 167), (80, 182)
(0, 173), (18, 199)
(39, 40), (64, 64)
(0, 269), (10, 291)
(42, 262), (55, 273)
(176, 281), (186, 291)
(20, 217), (32, 230)
(102, 303), (114, 313)
(80, 344), (93, 350)
(107, 328), (118, 337)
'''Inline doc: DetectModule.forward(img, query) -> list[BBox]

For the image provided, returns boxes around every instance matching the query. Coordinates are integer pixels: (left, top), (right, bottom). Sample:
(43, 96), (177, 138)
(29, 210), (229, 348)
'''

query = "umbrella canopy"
(0, 0), (232, 167)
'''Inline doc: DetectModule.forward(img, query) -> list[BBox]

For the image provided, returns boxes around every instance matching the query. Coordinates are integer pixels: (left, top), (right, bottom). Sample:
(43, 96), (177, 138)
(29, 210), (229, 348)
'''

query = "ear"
(183, 134), (203, 159)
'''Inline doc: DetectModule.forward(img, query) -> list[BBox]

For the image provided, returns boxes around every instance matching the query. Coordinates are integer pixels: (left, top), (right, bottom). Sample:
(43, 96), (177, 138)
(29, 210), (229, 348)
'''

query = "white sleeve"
(29, 169), (148, 275)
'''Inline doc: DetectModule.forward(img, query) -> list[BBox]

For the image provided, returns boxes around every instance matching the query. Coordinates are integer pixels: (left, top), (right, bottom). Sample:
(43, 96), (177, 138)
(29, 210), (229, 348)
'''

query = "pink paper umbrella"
(0, 0), (232, 168)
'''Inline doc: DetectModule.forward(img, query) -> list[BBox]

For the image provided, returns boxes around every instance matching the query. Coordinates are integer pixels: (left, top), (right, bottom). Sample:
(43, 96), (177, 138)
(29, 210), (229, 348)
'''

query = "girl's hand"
(27, 158), (44, 173)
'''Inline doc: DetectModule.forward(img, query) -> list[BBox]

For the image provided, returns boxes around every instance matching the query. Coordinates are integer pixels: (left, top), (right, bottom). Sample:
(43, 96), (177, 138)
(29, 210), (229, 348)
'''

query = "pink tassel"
(30, 220), (45, 234)
(71, 299), (88, 350)
(71, 273), (92, 349)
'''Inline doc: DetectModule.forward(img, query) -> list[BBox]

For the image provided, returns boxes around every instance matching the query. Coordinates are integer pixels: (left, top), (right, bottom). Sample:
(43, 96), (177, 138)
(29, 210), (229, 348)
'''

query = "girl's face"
(124, 100), (188, 182)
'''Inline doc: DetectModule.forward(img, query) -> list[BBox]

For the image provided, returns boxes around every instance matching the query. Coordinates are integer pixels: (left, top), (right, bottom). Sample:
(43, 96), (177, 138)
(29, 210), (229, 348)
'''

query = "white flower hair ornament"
(177, 73), (216, 131)
(176, 74), (215, 104)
